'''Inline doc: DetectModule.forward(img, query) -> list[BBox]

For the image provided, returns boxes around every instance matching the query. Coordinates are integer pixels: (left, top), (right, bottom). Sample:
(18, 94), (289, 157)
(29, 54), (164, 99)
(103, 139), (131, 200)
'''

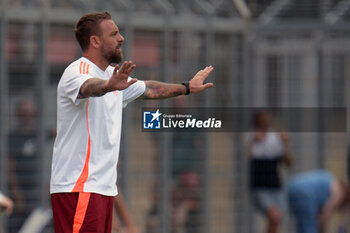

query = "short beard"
(101, 45), (123, 64)
(105, 50), (123, 64)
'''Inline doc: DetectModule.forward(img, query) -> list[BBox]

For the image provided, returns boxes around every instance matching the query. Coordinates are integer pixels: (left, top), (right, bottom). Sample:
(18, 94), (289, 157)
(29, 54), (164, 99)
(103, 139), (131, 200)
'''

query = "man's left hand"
(189, 66), (214, 93)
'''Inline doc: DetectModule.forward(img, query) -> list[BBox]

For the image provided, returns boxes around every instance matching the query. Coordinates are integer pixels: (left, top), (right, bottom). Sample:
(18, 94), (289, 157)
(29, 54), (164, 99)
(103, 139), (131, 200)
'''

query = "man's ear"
(90, 35), (100, 49)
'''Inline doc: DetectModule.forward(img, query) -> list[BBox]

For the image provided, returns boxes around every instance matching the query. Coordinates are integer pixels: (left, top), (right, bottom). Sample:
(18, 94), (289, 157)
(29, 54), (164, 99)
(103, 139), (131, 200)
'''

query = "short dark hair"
(74, 12), (112, 51)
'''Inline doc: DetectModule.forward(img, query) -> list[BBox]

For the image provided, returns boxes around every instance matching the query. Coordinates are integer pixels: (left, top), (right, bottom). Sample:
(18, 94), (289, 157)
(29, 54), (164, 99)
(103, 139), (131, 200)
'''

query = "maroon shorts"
(51, 192), (113, 233)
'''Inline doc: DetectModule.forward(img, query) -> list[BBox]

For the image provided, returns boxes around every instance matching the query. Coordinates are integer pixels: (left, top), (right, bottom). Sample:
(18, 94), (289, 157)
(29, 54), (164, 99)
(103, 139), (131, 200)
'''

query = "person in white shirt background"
(248, 111), (292, 233)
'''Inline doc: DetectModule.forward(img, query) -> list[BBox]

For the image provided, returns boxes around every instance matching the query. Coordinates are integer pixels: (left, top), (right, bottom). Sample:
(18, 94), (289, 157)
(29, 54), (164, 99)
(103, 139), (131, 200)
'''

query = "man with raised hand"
(50, 11), (213, 233)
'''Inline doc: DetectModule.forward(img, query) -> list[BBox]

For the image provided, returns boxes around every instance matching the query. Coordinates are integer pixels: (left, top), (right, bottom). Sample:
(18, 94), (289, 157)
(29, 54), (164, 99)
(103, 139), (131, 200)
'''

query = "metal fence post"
(119, 2), (134, 204)
(160, 10), (172, 233)
(37, 6), (49, 207)
(0, 0), (8, 192)
(0, 0), (9, 230)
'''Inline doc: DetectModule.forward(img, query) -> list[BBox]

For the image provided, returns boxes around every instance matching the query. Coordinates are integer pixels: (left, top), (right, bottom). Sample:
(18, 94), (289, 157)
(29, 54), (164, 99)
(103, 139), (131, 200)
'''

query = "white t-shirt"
(50, 57), (145, 196)
(250, 132), (285, 159)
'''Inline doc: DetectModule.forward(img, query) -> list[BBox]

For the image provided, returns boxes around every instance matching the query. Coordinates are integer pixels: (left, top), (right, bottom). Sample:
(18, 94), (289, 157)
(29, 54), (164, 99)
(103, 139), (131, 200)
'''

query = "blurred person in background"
(248, 111), (292, 233)
(0, 192), (14, 233)
(7, 100), (39, 233)
(170, 98), (202, 233)
(171, 96), (202, 180)
(287, 169), (350, 233)
(146, 96), (202, 233)
(146, 171), (201, 233)
(171, 171), (201, 233)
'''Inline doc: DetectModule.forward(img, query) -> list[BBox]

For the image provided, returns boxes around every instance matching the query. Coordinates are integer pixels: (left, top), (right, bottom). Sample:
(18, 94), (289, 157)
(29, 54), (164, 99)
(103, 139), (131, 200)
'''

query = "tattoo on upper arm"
(142, 81), (185, 99)
(79, 78), (109, 98)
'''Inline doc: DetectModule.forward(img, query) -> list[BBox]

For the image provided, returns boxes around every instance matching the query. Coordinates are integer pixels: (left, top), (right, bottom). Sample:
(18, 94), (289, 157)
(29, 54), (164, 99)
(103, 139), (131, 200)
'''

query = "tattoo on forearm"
(79, 78), (109, 98)
(142, 81), (185, 99)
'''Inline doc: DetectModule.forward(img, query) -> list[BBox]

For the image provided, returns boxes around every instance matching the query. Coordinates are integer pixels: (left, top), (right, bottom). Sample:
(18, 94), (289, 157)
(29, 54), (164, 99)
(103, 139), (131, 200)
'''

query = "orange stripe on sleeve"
(86, 64), (90, 74)
(79, 61), (83, 74)
(82, 62), (86, 74)
(72, 100), (91, 192)
(72, 192), (91, 233)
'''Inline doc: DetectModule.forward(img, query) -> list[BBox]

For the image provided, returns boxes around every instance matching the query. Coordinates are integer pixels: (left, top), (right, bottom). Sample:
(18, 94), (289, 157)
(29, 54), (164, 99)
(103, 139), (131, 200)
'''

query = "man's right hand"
(105, 61), (138, 91)
(79, 61), (138, 98)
